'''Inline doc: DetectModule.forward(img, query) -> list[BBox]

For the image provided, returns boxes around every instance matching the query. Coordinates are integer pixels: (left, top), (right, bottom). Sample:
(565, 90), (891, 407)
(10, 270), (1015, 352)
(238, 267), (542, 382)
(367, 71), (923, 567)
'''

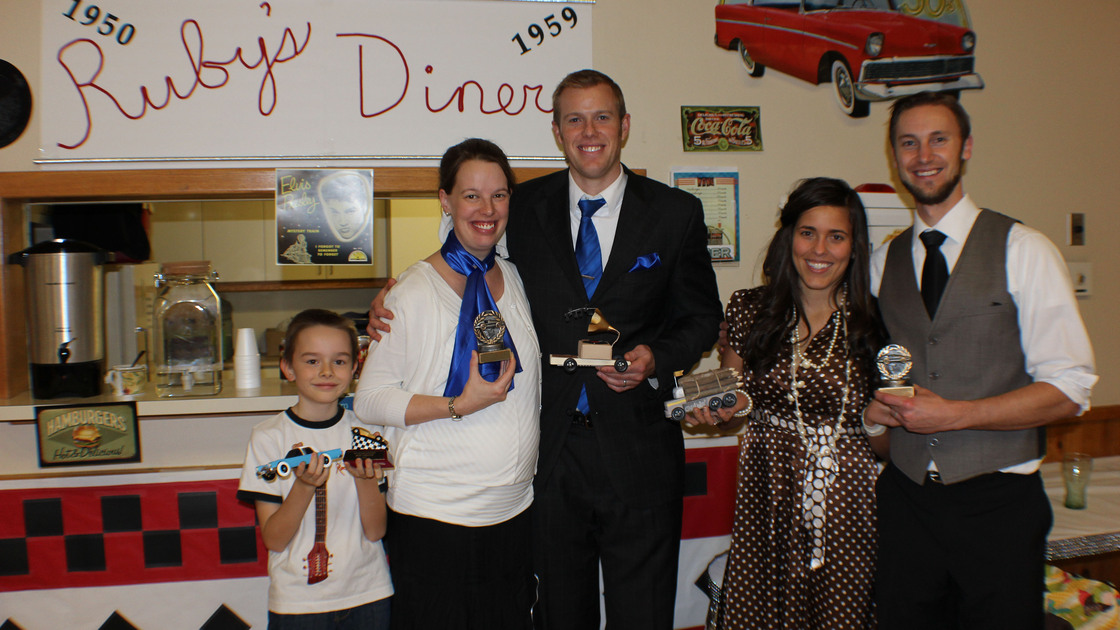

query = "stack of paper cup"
(234, 328), (261, 390)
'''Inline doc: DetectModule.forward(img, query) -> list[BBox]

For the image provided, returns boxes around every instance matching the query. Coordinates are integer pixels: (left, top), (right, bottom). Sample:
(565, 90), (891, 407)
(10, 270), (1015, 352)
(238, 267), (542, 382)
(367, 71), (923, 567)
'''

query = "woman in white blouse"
(354, 138), (540, 630)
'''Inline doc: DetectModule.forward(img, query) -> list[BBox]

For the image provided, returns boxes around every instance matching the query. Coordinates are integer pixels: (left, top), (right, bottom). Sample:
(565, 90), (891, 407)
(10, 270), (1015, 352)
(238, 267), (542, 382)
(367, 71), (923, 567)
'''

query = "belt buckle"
(569, 410), (593, 428)
(926, 470), (943, 484)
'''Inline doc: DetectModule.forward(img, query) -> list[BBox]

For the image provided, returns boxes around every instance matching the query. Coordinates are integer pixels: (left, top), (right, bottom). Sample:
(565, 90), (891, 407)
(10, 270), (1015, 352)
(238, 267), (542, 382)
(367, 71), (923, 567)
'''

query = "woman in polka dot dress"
(691, 178), (890, 629)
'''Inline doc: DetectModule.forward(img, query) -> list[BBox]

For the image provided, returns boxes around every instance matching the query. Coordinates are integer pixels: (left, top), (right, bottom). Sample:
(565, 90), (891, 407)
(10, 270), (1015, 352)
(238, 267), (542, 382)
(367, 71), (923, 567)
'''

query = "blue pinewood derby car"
(256, 448), (344, 481)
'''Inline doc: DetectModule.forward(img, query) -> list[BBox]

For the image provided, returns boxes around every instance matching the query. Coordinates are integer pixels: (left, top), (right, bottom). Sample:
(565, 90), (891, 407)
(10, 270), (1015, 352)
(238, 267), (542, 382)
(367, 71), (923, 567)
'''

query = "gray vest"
(879, 209), (1040, 484)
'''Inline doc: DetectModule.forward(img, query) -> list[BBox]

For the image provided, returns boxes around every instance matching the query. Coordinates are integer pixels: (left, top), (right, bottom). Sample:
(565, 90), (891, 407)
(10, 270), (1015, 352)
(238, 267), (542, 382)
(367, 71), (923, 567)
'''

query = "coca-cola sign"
(680, 106), (762, 152)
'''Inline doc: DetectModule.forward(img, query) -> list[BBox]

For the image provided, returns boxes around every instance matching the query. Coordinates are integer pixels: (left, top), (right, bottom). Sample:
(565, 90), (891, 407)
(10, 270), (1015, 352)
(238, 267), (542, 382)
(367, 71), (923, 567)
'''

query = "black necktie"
(920, 230), (949, 318)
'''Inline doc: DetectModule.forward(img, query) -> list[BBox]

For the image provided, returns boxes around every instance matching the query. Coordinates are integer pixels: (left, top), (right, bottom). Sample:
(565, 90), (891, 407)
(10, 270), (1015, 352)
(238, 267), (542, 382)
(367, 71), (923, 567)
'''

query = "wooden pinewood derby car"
(549, 339), (629, 373)
(549, 308), (629, 374)
(664, 367), (746, 421)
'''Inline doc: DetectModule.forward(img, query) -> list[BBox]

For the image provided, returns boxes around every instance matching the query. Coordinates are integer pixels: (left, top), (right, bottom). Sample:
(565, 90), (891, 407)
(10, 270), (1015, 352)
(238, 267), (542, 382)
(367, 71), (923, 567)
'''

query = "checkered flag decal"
(351, 426), (387, 450)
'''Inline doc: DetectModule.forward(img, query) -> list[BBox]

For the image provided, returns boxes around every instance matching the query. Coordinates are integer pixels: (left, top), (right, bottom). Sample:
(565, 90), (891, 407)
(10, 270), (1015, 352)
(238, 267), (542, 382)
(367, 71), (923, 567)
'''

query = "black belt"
(568, 410), (593, 428)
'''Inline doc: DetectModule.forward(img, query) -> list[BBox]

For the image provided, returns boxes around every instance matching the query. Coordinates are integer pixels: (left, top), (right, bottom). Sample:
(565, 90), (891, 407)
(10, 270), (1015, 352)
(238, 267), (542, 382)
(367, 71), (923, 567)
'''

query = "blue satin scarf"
(440, 230), (521, 397)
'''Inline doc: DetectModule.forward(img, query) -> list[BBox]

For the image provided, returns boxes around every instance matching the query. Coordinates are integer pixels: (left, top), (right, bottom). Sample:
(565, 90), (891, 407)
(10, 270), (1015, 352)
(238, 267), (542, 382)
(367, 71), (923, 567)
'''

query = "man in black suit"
(506, 70), (721, 630)
(367, 70), (721, 628)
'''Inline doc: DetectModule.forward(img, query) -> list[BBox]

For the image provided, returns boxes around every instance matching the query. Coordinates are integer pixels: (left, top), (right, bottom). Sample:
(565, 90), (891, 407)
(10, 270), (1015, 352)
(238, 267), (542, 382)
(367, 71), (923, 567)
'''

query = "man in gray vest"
(864, 91), (1096, 629)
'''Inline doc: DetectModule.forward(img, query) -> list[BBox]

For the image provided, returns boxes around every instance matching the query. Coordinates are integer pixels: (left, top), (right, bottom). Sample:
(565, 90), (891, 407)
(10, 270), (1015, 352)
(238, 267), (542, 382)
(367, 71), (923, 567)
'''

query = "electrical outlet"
(1067, 262), (1091, 297)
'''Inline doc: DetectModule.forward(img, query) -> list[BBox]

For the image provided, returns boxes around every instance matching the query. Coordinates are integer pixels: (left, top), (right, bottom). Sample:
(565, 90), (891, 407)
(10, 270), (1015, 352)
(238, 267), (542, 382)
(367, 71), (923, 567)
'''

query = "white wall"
(4, 1), (1117, 403)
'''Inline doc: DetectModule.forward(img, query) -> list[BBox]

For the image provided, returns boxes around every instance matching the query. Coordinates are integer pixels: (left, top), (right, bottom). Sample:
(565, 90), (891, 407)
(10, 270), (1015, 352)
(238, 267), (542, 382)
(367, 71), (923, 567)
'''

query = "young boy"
(238, 309), (392, 629)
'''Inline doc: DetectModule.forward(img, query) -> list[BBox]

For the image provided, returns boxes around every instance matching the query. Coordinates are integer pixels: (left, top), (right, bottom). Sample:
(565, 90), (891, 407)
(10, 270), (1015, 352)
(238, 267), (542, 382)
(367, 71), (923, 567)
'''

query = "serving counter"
(0, 372), (295, 628)
(0, 369), (297, 421)
(0, 369), (298, 478)
(1043, 455), (1120, 587)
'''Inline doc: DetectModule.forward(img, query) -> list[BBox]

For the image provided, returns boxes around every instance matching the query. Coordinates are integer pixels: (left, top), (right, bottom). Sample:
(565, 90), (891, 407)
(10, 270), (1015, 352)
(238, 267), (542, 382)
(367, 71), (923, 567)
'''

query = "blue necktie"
(576, 197), (606, 298)
(575, 197), (606, 416)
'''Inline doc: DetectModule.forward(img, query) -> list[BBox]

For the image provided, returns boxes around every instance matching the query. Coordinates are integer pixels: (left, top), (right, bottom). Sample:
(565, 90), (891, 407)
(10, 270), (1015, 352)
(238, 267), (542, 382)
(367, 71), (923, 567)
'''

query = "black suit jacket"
(507, 167), (722, 507)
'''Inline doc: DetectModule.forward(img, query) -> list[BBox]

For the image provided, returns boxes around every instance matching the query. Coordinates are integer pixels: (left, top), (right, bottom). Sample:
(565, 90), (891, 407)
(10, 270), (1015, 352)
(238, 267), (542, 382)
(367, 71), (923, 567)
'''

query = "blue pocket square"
(629, 252), (661, 272)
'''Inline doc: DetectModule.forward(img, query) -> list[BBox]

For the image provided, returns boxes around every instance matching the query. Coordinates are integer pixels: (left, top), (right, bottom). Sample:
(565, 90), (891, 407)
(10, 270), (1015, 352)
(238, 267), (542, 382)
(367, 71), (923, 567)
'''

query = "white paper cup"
(235, 354), (261, 390)
(235, 328), (258, 356)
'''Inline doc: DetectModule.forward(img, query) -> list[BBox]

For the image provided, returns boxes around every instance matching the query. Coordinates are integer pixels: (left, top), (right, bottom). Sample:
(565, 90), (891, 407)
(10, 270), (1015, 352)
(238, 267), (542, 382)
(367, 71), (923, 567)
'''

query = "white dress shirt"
(870, 195), (1097, 471)
(871, 195), (1096, 411)
(567, 169), (628, 268)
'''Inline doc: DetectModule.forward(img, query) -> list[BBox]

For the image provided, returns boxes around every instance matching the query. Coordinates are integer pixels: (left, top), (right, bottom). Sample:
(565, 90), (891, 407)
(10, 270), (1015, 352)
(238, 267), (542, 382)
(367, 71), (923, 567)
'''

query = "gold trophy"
(474, 310), (512, 364)
(876, 344), (914, 397)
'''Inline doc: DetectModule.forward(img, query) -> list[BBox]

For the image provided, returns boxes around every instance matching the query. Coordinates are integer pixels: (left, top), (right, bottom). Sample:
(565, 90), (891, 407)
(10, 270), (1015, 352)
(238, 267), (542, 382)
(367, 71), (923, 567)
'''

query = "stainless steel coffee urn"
(8, 239), (109, 398)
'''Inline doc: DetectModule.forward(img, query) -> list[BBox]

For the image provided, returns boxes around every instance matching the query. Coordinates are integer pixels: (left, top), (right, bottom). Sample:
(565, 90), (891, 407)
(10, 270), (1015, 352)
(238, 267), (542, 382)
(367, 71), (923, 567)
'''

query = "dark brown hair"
(743, 177), (883, 373)
(438, 138), (515, 196)
(281, 308), (359, 367)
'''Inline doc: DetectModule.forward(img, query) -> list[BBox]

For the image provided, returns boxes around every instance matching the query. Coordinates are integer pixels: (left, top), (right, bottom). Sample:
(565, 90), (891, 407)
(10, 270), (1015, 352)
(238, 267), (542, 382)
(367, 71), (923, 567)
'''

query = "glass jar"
(152, 261), (223, 397)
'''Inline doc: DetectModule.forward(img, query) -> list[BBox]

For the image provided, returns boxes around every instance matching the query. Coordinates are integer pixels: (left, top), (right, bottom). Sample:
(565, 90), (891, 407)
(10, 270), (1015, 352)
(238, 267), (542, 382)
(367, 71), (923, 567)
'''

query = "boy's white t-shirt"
(237, 407), (393, 614)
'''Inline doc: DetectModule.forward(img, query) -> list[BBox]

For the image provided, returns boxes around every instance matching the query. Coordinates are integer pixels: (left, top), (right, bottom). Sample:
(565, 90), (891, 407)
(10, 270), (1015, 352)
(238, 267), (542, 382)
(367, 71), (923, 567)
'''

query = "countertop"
(1042, 455), (1120, 560)
(0, 369), (302, 421)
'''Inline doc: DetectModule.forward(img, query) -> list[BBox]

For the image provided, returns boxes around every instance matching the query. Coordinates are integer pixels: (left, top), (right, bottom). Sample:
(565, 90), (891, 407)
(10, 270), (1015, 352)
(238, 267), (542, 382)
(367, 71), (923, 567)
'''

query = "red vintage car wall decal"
(714, 0), (983, 117)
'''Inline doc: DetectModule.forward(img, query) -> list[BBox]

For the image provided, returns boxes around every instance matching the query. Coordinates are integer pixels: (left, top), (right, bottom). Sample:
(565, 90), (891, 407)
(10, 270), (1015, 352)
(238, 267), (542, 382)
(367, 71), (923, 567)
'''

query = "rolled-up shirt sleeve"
(870, 220), (1096, 413)
(1007, 224), (1097, 413)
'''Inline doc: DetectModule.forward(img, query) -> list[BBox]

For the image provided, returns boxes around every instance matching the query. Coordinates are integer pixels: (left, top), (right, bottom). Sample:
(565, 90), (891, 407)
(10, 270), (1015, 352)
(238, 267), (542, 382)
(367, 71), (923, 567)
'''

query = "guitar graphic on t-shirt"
(306, 483), (331, 584)
(279, 445), (332, 584)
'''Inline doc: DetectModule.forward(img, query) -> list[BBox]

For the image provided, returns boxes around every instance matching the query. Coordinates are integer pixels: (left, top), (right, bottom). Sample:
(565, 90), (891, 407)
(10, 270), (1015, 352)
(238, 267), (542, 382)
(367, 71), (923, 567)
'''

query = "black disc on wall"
(0, 59), (33, 149)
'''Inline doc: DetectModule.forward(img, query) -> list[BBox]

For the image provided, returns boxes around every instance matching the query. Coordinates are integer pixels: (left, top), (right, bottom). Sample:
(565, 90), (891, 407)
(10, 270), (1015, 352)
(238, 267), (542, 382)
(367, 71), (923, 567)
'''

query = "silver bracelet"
(448, 396), (463, 421)
(861, 406), (886, 436)
(732, 389), (754, 417)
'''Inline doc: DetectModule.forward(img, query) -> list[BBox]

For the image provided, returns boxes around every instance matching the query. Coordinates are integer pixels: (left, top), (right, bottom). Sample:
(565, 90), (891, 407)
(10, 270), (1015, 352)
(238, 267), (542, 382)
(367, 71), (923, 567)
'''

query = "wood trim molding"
(0, 167), (561, 201)
(1046, 404), (1120, 461)
(1049, 405), (1120, 426)
(0, 462), (241, 482)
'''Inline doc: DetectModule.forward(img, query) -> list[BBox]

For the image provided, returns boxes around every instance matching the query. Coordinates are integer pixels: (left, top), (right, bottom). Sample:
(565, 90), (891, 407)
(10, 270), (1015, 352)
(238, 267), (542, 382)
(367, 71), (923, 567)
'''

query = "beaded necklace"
(787, 285), (851, 571)
(792, 297), (843, 370)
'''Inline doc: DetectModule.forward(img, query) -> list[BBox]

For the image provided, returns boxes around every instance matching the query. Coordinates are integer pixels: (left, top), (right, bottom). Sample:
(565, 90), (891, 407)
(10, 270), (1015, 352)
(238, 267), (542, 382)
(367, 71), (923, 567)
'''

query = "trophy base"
(878, 385), (914, 397)
(343, 449), (394, 469)
(478, 348), (512, 364)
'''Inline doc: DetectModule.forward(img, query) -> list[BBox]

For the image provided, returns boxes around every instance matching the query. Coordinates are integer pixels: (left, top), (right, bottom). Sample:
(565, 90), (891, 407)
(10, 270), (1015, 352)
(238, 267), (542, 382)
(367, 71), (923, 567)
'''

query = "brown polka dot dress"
(717, 287), (878, 630)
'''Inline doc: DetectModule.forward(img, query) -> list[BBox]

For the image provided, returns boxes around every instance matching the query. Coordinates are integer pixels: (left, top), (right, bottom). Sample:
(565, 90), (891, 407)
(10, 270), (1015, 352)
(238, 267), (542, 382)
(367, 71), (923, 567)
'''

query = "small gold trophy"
(474, 310), (512, 364)
(876, 344), (914, 397)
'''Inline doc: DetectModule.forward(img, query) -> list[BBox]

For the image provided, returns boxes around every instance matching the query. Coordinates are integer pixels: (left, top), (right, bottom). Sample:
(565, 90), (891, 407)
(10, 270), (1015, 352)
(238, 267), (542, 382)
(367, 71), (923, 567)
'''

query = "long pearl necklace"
(787, 287), (851, 571)
(792, 299), (842, 371)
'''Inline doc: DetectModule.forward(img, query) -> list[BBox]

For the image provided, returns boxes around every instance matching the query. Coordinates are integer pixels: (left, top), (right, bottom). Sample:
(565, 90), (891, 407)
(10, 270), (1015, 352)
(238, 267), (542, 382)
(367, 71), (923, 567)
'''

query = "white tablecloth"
(1042, 455), (1120, 560)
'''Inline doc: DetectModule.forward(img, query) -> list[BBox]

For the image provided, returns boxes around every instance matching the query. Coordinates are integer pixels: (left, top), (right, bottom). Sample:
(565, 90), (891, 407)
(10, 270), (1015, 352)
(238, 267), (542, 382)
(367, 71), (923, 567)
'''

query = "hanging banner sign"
(38, 0), (592, 167)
